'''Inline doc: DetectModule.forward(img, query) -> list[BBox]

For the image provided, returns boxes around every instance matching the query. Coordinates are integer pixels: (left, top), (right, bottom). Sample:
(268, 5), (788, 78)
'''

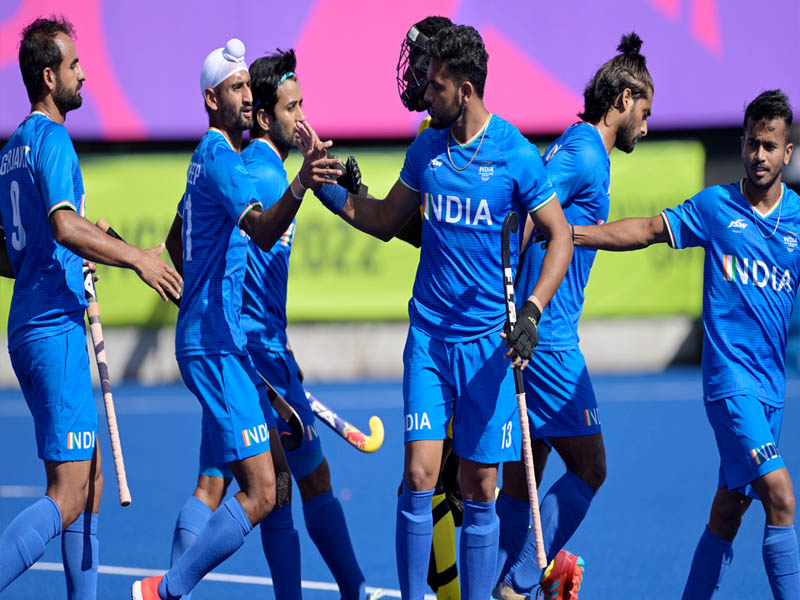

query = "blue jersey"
(663, 180), (800, 406)
(400, 114), (556, 342)
(0, 113), (87, 351)
(517, 122), (610, 350)
(240, 139), (294, 353)
(175, 129), (262, 358)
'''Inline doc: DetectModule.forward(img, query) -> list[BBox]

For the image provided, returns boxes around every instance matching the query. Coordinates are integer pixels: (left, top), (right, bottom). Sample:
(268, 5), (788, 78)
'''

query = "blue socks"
(460, 499), (499, 600)
(506, 470), (594, 593)
(495, 492), (531, 587)
(62, 511), (98, 600)
(261, 504), (302, 600)
(304, 490), (365, 600)
(170, 496), (213, 567)
(763, 524), (800, 599)
(0, 496), (62, 592)
(396, 484), (434, 600)
(168, 495), (213, 600)
(681, 526), (734, 600)
(161, 496), (253, 599)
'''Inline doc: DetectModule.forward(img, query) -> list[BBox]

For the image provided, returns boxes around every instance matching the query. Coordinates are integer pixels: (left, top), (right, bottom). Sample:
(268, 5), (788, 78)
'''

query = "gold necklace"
(447, 115), (491, 171)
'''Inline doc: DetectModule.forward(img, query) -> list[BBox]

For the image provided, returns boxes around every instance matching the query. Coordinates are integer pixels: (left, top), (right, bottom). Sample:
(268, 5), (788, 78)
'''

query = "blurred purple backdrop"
(1, 0), (798, 140)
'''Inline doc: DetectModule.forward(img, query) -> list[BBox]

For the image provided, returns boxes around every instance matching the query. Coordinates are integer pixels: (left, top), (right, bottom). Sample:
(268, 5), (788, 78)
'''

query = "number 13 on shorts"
(501, 419), (513, 449)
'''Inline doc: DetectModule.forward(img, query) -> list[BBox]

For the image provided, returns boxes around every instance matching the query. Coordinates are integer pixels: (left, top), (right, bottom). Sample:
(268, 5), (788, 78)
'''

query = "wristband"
(315, 183), (348, 215)
(289, 178), (304, 201)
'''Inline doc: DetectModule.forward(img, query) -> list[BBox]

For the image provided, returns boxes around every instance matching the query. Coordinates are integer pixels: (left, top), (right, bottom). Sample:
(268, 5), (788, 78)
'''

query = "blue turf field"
(1, 368), (798, 599)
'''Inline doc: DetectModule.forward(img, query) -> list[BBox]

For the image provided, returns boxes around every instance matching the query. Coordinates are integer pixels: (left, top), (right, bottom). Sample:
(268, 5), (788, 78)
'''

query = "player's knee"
(765, 486), (795, 522)
(404, 463), (438, 491)
(576, 458), (606, 493)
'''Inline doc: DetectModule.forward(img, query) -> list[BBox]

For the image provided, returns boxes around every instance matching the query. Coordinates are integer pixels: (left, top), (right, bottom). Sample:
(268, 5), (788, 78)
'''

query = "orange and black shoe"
(538, 550), (585, 600)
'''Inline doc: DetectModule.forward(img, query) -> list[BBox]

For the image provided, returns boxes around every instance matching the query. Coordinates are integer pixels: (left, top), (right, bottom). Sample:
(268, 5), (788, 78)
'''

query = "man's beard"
(221, 100), (253, 131)
(429, 95), (463, 130)
(270, 119), (295, 155)
(53, 77), (82, 115)
(614, 111), (639, 154)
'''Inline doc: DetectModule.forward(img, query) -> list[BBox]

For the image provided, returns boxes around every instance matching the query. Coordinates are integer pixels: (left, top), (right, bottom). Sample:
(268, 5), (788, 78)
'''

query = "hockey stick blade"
(305, 389), (384, 453)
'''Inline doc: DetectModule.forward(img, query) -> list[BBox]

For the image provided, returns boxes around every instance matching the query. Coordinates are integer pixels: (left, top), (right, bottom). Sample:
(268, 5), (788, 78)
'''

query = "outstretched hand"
(295, 121), (344, 191)
(135, 242), (182, 302)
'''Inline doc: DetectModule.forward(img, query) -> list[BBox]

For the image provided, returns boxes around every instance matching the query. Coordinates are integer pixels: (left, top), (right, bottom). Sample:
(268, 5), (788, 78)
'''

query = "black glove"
(332, 155), (368, 196)
(508, 300), (541, 361)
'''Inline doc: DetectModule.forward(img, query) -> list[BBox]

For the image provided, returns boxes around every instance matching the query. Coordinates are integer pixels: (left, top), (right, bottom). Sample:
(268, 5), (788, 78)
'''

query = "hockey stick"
(94, 218), (304, 451)
(305, 389), (384, 453)
(501, 211), (546, 569)
(82, 266), (132, 507)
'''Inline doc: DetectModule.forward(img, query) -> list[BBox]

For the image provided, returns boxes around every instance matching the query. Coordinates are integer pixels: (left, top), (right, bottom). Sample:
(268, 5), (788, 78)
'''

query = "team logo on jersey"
(422, 192), (493, 226)
(66, 431), (96, 451)
(241, 422), (269, 447)
(478, 161), (494, 182)
(750, 442), (780, 466)
(405, 412), (431, 431)
(583, 408), (600, 427)
(727, 218), (748, 232)
(721, 254), (792, 293)
(783, 235), (797, 253)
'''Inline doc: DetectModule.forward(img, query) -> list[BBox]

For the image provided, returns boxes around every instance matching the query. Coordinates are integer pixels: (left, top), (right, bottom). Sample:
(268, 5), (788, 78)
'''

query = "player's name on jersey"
(721, 253), (792, 293)
(423, 193), (493, 226)
(187, 161), (201, 185)
(0, 145), (30, 176)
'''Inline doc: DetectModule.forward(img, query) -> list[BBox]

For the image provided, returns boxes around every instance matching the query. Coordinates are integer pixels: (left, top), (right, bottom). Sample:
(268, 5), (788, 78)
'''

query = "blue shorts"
(403, 325), (520, 464)
(9, 325), (97, 462)
(248, 344), (324, 481)
(525, 348), (600, 440)
(706, 395), (785, 500)
(178, 353), (276, 472)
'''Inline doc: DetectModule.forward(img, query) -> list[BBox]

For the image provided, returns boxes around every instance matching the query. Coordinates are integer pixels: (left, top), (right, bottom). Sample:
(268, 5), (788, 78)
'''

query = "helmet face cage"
(396, 25), (431, 112)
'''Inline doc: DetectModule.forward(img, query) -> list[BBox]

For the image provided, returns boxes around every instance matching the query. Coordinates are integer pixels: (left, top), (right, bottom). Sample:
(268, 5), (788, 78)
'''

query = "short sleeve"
(36, 125), (80, 217)
(511, 143), (556, 214)
(662, 189), (714, 249)
(249, 165), (288, 211)
(205, 147), (262, 227)
(177, 192), (186, 218)
(400, 133), (427, 192)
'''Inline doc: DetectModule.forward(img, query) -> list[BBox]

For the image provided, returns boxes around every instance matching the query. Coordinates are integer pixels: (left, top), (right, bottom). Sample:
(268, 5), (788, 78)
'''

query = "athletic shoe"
(539, 550), (585, 600)
(366, 588), (387, 600)
(131, 575), (163, 600)
(492, 580), (530, 600)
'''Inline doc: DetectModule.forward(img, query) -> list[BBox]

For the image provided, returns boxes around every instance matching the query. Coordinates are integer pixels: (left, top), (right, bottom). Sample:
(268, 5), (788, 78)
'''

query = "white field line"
(30, 561), (435, 599)
(0, 485), (42, 498)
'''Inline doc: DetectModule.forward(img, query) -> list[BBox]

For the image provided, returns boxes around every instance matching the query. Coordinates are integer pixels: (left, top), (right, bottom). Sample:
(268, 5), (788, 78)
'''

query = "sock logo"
(721, 254), (792, 293)
(66, 431), (96, 450)
(751, 442), (780, 466)
(241, 423), (269, 447)
(584, 408), (600, 427)
(405, 412), (431, 431)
